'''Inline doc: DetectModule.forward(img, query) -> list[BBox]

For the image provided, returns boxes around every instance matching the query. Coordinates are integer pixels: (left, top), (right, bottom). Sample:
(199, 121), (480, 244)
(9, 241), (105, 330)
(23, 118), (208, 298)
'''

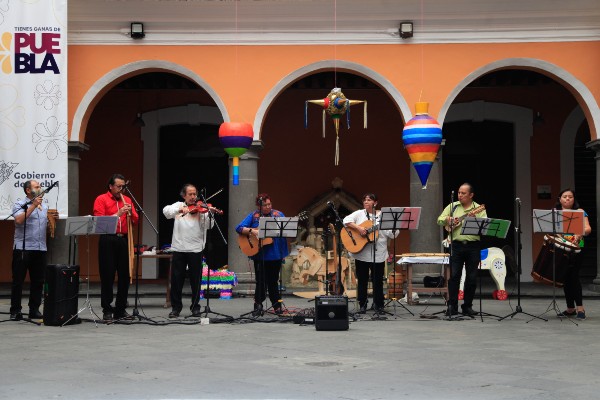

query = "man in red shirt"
(93, 174), (139, 321)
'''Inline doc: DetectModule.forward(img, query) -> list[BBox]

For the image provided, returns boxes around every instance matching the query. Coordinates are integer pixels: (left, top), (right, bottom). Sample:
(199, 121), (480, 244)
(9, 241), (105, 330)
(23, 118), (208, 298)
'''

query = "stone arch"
(253, 60), (412, 140)
(560, 105), (586, 190)
(70, 60), (229, 143)
(438, 58), (600, 141)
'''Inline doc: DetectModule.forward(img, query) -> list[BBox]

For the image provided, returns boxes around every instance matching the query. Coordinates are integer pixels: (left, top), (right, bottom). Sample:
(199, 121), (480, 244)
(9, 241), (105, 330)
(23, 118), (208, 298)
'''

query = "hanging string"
(419, 0), (424, 102)
(334, 0), (337, 87)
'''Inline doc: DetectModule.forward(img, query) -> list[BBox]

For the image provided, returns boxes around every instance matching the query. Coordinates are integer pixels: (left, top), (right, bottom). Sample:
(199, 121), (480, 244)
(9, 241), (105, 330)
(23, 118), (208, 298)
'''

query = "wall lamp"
(399, 22), (413, 39)
(130, 22), (145, 39)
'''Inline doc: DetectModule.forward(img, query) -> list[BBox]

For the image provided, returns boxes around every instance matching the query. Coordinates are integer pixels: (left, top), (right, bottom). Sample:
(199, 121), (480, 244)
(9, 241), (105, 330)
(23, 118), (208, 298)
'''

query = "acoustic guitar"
(441, 204), (486, 248)
(238, 211), (307, 256)
(340, 219), (379, 254)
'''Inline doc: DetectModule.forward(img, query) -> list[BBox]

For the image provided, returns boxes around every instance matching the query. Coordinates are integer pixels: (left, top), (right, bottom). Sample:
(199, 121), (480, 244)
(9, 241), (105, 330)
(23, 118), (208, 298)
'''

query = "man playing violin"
(437, 183), (487, 317)
(93, 174), (139, 321)
(236, 193), (289, 316)
(10, 180), (49, 321)
(163, 183), (215, 318)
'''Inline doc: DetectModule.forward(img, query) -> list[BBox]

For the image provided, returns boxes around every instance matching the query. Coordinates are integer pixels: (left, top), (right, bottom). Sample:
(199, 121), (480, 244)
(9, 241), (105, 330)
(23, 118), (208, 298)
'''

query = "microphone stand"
(499, 198), (545, 321)
(195, 191), (232, 322)
(119, 183), (157, 324)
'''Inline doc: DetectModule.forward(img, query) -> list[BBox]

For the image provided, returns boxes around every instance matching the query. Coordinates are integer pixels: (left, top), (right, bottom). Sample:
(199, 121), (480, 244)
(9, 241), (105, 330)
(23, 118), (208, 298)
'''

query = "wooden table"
(397, 253), (450, 305)
(139, 254), (173, 308)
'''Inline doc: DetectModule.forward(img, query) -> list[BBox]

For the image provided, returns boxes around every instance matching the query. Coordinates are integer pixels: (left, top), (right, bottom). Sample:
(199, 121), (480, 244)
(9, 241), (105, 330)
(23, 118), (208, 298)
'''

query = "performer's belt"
(114, 233), (127, 238)
(453, 240), (478, 245)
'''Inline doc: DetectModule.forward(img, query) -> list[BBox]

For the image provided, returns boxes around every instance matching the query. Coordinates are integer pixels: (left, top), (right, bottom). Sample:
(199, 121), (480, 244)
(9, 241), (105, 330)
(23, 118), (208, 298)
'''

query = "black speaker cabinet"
(315, 295), (349, 331)
(44, 264), (80, 326)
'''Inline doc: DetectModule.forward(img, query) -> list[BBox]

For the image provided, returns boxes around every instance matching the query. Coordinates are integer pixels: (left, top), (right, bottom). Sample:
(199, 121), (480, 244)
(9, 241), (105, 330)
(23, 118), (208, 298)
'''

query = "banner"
(0, 0), (68, 219)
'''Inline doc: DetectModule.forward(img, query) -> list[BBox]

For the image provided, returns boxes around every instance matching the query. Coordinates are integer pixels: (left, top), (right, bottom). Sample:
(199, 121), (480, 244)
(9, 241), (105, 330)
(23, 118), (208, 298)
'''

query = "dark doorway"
(158, 124), (229, 271)
(442, 120), (515, 250)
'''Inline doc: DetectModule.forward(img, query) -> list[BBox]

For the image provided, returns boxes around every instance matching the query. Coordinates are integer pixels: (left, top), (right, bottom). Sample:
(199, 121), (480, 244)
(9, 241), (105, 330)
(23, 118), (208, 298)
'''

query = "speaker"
(315, 295), (349, 331)
(43, 264), (80, 326)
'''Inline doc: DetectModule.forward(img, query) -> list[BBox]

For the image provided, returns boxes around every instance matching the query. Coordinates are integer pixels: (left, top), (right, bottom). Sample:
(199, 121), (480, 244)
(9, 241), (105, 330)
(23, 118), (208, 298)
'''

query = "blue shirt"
(13, 198), (48, 251)
(236, 209), (290, 261)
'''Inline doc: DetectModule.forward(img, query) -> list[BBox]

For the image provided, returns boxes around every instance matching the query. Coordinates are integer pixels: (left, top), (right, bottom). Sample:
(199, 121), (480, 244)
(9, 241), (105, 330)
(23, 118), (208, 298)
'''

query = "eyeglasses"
(262, 203), (272, 207)
(113, 185), (124, 189)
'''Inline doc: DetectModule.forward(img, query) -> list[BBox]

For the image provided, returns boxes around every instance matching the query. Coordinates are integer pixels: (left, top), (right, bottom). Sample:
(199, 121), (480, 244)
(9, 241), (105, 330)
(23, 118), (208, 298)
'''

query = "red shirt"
(93, 191), (139, 234)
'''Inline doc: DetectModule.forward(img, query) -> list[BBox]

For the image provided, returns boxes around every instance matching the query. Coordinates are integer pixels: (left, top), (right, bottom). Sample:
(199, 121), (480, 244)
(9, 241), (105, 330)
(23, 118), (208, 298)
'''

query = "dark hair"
(256, 193), (271, 206)
(555, 188), (580, 210)
(362, 193), (378, 202)
(460, 182), (474, 194)
(107, 173), (125, 188)
(180, 184), (196, 197)
(23, 180), (34, 194)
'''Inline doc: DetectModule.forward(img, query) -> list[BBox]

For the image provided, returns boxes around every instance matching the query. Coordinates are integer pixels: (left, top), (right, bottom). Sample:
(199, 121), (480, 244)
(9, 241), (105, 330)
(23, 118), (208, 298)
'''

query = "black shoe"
(358, 305), (367, 314)
(114, 311), (134, 321)
(28, 309), (43, 319)
(252, 303), (263, 317)
(445, 305), (458, 316)
(10, 312), (23, 321)
(102, 311), (113, 321)
(461, 306), (477, 317)
(557, 309), (577, 317)
(191, 306), (202, 317)
(168, 309), (180, 318)
(373, 305), (385, 313)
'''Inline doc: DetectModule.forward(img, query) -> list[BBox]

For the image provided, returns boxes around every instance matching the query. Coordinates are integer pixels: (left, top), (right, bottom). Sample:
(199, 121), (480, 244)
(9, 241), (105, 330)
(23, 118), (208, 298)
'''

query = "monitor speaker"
(43, 264), (80, 326)
(315, 295), (349, 331)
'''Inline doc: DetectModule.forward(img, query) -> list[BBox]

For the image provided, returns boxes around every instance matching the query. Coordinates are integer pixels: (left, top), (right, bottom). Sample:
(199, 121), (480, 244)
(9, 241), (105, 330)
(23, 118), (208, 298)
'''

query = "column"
(228, 141), (263, 294)
(586, 139), (600, 287)
(48, 141), (89, 265)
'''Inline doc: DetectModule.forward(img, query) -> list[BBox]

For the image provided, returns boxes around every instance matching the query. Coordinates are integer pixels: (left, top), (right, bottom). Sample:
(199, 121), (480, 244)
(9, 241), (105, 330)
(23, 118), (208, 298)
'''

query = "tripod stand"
(499, 198), (545, 322)
(460, 216), (512, 321)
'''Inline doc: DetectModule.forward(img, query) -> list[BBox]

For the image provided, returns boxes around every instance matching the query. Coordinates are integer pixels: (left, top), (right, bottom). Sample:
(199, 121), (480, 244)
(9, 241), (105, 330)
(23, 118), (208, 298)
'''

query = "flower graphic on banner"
(0, 32), (12, 74)
(34, 80), (61, 110)
(0, 1), (9, 27)
(0, 160), (18, 186)
(0, 84), (25, 150)
(32, 116), (68, 160)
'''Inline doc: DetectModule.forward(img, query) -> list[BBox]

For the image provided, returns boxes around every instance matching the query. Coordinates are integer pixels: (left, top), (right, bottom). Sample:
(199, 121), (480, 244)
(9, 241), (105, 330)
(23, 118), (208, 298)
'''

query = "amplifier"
(315, 295), (349, 331)
(43, 264), (80, 326)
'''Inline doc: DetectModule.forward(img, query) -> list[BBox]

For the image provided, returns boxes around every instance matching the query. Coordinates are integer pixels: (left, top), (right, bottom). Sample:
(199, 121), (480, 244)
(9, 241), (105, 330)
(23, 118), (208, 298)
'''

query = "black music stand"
(380, 207), (421, 317)
(63, 216), (118, 326)
(531, 209), (584, 324)
(460, 216), (511, 321)
(259, 216), (298, 315)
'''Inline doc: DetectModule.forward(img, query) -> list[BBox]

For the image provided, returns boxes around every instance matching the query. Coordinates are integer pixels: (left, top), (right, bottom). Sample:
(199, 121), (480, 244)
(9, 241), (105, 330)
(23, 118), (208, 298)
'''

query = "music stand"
(380, 207), (421, 317)
(531, 209), (584, 323)
(259, 216), (298, 314)
(460, 216), (511, 321)
(62, 216), (118, 326)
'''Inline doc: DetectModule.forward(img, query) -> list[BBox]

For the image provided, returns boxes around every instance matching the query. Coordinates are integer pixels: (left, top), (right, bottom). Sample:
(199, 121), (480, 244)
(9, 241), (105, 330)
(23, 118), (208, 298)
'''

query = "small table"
(397, 253), (450, 305)
(139, 254), (173, 308)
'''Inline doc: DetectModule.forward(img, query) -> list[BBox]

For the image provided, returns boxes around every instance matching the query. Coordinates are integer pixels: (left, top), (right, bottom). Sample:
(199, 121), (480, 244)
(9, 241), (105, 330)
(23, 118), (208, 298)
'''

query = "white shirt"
(343, 209), (398, 263)
(163, 202), (214, 253)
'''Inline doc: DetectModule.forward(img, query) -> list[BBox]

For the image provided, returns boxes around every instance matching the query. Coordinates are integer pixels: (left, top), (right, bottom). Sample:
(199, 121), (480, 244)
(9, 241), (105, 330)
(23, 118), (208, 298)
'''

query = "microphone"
(44, 181), (59, 194)
(515, 197), (521, 204)
(123, 180), (131, 187)
(327, 201), (335, 208)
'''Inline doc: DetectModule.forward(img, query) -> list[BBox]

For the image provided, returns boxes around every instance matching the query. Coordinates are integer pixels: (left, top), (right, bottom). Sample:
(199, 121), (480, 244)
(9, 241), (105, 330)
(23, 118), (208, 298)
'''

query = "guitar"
(327, 223), (345, 295)
(238, 211), (307, 256)
(442, 204), (486, 248)
(340, 219), (379, 254)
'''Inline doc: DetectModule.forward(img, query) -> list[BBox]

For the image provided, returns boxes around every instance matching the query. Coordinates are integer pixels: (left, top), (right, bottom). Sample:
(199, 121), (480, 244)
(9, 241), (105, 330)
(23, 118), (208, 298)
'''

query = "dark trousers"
(170, 251), (203, 312)
(355, 259), (385, 308)
(10, 250), (46, 313)
(98, 235), (130, 314)
(563, 251), (584, 308)
(448, 242), (481, 308)
(254, 259), (282, 308)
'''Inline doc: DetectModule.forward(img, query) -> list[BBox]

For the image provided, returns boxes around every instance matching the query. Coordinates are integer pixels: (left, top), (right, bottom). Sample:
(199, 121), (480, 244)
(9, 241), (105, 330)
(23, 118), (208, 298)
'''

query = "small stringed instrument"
(442, 204), (486, 247)
(340, 219), (379, 254)
(238, 211), (307, 257)
(327, 223), (345, 295)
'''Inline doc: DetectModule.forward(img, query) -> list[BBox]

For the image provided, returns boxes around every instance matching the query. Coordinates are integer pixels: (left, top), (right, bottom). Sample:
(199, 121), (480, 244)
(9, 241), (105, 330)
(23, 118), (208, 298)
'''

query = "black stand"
(460, 216), (512, 321)
(117, 184), (158, 324)
(499, 198), (546, 322)
(531, 208), (584, 325)
(380, 207), (421, 317)
(62, 216), (118, 326)
(195, 190), (232, 322)
(240, 199), (267, 319)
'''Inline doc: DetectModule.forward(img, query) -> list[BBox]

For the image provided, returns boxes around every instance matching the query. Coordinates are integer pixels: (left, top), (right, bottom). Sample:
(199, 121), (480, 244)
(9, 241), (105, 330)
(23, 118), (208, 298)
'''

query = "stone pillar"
(228, 140), (263, 294)
(409, 145), (444, 279)
(586, 139), (600, 287)
(48, 141), (89, 265)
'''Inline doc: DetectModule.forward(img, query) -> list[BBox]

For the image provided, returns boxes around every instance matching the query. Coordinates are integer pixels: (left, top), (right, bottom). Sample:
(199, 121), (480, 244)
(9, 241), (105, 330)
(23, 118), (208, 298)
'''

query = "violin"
(185, 201), (224, 215)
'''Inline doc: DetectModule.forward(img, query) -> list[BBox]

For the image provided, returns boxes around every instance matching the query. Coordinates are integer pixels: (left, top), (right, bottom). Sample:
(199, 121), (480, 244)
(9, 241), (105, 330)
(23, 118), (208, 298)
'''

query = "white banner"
(0, 0), (68, 219)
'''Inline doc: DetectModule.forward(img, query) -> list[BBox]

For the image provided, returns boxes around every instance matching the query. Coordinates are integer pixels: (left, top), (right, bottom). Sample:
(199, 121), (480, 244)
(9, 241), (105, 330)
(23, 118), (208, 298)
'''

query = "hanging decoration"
(218, 122), (254, 185)
(304, 87), (367, 165)
(402, 102), (443, 189)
